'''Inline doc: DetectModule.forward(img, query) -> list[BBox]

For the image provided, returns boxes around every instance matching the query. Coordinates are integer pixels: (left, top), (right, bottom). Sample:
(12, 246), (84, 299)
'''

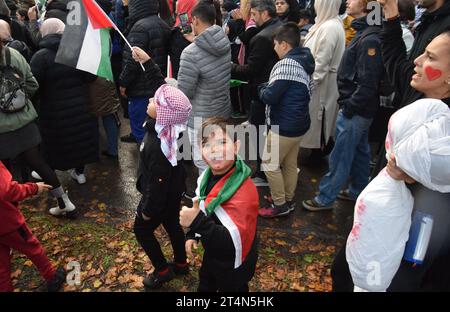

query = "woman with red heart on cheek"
(411, 31), (450, 100)
(332, 8), (450, 290)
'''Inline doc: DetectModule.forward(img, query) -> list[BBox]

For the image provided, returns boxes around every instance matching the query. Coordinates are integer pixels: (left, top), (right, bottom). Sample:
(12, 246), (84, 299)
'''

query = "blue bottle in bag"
(404, 211), (434, 265)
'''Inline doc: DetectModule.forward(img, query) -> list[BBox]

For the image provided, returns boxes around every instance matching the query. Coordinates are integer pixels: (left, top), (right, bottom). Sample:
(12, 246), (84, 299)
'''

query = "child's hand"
(36, 182), (52, 194)
(131, 47), (150, 63)
(179, 198), (200, 228)
(185, 239), (198, 259)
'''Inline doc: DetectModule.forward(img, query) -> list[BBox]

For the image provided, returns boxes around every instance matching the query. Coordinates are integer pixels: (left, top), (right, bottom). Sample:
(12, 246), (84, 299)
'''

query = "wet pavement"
(44, 116), (355, 246)
(11, 115), (359, 291)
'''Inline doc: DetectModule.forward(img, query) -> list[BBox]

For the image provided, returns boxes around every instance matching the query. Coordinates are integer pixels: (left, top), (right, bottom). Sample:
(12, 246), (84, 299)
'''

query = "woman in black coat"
(30, 19), (98, 203)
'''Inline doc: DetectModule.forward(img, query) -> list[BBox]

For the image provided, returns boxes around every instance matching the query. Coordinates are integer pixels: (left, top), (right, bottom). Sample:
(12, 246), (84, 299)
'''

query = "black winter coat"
(30, 34), (98, 171)
(119, 0), (171, 97)
(136, 119), (186, 218)
(231, 18), (282, 99)
(337, 17), (384, 119)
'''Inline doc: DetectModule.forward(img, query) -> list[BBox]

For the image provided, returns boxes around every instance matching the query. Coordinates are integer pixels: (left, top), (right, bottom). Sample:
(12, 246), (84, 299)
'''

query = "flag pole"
(91, 0), (146, 72)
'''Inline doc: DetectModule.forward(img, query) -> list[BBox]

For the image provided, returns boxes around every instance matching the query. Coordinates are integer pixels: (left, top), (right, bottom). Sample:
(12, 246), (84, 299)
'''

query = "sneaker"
(168, 262), (189, 275)
(120, 133), (137, 143)
(287, 201), (296, 212)
(102, 151), (119, 160)
(49, 193), (77, 218)
(337, 189), (357, 202)
(47, 267), (66, 292)
(259, 203), (290, 218)
(302, 199), (333, 212)
(70, 169), (86, 185)
(252, 176), (269, 187)
(143, 268), (176, 289)
(31, 171), (43, 180)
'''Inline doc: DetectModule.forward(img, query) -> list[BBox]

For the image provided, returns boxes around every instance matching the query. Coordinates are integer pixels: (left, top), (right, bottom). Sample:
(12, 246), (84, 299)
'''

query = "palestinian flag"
(195, 158), (259, 268)
(55, 0), (114, 81)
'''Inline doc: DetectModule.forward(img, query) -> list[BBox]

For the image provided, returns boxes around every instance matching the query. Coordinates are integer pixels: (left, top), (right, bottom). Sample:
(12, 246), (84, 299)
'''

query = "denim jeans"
(128, 97), (149, 143)
(315, 111), (373, 206)
(102, 114), (119, 156)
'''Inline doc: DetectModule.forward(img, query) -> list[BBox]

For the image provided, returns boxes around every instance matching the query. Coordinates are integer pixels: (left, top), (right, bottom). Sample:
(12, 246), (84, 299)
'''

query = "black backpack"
(0, 48), (28, 114)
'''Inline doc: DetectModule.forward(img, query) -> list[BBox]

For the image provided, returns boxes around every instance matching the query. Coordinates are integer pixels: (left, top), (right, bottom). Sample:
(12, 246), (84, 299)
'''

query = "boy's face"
(274, 39), (290, 59)
(147, 98), (157, 119)
(201, 127), (240, 175)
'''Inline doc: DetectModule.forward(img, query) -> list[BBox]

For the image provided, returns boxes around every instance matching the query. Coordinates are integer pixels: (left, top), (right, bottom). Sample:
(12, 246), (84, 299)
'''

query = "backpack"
(357, 26), (395, 97)
(0, 48), (28, 114)
(6, 40), (32, 63)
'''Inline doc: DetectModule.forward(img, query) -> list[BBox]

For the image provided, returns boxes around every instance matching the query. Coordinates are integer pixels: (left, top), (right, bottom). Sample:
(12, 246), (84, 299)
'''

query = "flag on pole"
(55, 0), (114, 81)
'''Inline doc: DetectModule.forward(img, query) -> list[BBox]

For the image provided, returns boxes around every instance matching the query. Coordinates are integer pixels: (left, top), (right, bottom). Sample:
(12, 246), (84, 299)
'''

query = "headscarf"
(304, 0), (341, 41)
(40, 18), (65, 38)
(153, 84), (192, 166)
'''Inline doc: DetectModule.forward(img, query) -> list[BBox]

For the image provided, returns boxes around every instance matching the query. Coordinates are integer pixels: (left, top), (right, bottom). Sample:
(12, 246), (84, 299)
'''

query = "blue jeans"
(128, 97), (149, 143)
(102, 114), (119, 156)
(315, 111), (373, 206)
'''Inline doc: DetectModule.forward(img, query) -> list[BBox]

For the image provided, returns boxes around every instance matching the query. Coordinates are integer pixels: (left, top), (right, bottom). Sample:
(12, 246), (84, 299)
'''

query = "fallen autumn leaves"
(11, 195), (339, 292)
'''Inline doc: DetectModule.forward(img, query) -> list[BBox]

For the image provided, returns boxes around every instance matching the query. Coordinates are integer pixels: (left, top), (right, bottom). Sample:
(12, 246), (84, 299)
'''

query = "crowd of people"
(0, 0), (449, 292)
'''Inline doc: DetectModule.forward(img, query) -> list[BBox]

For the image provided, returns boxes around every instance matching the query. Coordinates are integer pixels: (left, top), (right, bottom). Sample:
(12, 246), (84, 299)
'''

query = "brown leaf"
(11, 269), (22, 278)
(93, 279), (102, 288)
(274, 239), (288, 246)
(276, 269), (285, 280)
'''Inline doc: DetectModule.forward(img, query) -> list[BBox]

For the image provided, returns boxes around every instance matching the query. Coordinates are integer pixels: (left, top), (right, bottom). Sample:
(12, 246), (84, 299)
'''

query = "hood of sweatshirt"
(195, 25), (231, 57)
(284, 46), (315, 76)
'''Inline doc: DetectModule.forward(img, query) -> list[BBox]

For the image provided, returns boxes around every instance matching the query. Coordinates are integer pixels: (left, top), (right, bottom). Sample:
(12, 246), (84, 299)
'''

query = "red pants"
(0, 224), (55, 292)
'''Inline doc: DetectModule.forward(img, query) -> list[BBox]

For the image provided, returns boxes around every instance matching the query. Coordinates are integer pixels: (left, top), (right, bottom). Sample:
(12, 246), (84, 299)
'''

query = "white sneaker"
(49, 193), (76, 217)
(70, 169), (86, 184)
(31, 171), (43, 180)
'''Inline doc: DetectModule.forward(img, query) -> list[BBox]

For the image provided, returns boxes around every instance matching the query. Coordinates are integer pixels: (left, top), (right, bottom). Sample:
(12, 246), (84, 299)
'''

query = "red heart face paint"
(424, 66), (442, 81)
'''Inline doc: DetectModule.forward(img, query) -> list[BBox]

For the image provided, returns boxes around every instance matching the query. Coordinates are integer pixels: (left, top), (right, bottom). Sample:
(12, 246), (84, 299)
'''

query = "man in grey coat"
(177, 0), (231, 174)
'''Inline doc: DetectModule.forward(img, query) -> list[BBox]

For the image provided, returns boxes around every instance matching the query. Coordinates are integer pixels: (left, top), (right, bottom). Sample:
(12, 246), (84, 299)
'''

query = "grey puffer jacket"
(177, 25), (231, 128)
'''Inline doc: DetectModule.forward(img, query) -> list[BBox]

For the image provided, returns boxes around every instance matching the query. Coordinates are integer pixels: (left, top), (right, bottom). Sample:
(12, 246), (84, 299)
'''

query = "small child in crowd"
(133, 83), (192, 289)
(0, 161), (66, 292)
(179, 117), (259, 292)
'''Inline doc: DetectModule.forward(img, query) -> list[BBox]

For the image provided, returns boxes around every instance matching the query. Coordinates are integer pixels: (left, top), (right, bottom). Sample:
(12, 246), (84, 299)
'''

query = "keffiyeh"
(154, 84), (192, 166)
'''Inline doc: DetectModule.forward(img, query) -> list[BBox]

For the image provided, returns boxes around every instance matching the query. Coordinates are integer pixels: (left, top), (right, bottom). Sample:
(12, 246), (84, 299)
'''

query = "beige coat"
(301, 17), (345, 149)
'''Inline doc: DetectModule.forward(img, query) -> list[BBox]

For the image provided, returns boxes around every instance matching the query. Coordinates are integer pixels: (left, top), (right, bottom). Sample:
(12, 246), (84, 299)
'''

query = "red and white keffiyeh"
(154, 84), (192, 166)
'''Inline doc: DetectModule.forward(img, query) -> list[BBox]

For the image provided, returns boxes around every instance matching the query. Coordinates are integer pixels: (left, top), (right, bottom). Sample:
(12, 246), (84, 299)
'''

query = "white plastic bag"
(346, 99), (450, 291)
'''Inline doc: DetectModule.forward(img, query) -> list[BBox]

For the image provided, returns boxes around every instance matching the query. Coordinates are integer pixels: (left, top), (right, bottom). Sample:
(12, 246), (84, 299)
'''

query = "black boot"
(143, 268), (175, 289)
(47, 267), (66, 292)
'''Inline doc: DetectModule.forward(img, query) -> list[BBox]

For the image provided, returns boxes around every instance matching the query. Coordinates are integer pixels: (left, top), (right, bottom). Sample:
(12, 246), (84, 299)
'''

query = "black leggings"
(17, 146), (61, 189)
(134, 196), (186, 272)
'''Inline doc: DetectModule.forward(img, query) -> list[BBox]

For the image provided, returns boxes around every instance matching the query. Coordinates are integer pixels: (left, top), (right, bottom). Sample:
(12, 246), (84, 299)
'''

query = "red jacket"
(0, 162), (38, 236)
